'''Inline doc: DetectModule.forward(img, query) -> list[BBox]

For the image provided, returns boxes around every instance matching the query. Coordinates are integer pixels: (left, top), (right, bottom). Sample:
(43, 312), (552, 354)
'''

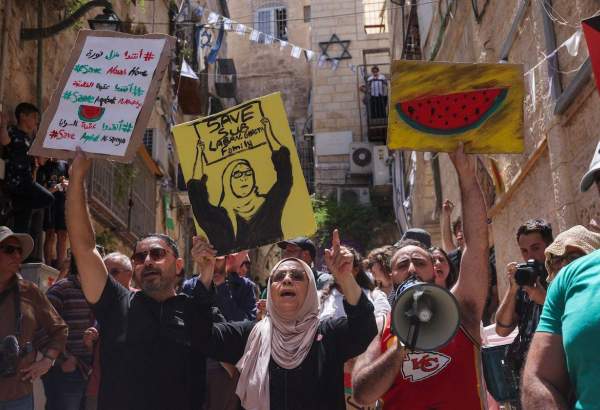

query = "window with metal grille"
(275, 8), (287, 39)
(143, 129), (154, 155)
(364, 0), (388, 34)
(255, 6), (287, 41)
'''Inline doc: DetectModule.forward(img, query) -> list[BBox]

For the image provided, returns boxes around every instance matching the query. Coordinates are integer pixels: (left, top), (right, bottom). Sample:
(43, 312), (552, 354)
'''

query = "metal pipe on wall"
(37, 0), (44, 109)
(540, 0), (562, 100)
(0, 0), (12, 106)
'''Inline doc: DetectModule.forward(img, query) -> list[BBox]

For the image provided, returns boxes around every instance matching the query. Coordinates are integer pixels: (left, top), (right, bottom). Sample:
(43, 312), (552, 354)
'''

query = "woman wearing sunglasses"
(189, 230), (377, 410)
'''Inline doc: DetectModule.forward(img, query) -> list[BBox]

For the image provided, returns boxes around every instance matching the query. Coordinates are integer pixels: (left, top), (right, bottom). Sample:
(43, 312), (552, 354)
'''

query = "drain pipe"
(37, 0), (44, 108)
(0, 0), (12, 106)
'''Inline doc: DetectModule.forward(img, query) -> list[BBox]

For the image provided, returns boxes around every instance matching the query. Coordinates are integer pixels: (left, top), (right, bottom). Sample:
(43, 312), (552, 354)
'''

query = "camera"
(514, 260), (544, 287)
(0, 335), (32, 378)
(0, 335), (20, 377)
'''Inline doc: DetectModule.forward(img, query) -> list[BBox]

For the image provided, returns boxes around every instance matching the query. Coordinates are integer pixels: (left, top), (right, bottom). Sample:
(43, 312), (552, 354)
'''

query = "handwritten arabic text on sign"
(42, 36), (166, 156)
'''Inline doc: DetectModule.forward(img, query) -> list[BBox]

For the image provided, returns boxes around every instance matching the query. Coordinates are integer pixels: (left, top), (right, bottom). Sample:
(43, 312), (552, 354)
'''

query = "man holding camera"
(0, 226), (67, 410)
(495, 219), (553, 403)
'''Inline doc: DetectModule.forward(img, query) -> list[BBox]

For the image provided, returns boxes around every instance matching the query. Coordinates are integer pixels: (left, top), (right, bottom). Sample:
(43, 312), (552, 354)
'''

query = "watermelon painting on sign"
(388, 61), (524, 154)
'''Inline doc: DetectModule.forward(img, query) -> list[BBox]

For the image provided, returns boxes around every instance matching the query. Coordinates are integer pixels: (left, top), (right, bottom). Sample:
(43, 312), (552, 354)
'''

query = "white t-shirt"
(319, 287), (391, 321)
(367, 74), (387, 97)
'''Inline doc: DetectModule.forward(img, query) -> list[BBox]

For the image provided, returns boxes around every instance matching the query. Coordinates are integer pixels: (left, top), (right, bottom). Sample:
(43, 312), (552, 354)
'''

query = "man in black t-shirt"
(66, 149), (214, 410)
(0, 103), (54, 238)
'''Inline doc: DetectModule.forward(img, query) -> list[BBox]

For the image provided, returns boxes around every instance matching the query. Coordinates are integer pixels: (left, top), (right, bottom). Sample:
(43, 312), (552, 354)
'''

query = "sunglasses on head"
(271, 269), (306, 283)
(131, 248), (169, 265)
(0, 244), (23, 255)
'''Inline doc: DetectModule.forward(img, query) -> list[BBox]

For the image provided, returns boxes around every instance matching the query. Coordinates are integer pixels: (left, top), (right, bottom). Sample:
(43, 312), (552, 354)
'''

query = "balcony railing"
(360, 72), (390, 142)
(86, 155), (157, 243)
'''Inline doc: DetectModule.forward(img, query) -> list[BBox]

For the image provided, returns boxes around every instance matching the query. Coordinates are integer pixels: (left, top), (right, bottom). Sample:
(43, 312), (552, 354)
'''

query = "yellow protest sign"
(173, 92), (316, 255)
(387, 61), (524, 154)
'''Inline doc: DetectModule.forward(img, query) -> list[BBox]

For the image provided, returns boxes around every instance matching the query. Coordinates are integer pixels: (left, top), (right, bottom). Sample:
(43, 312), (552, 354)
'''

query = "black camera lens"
(514, 267), (536, 287)
(514, 259), (543, 287)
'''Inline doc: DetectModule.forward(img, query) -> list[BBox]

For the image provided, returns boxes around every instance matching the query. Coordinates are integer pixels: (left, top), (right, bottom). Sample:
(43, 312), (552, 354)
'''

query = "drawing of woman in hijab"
(187, 117), (293, 254)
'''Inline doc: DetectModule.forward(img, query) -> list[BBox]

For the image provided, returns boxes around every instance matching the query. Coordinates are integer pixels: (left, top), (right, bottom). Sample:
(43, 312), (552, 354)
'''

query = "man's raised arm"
(449, 145), (489, 337)
(66, 149), (108, 304)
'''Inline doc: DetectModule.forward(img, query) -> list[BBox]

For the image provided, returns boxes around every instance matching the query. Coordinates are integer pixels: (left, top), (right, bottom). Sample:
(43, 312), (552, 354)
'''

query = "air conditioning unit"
(373, 145), (392, 185)
(350, 142), (373, 174)
(337, 187), (371, 205)
(143, 128), (169, 171)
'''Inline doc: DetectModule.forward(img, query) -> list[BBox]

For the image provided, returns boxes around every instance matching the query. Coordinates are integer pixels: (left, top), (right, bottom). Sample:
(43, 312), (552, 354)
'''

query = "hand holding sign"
(69, 148), (92, 182)
(191, 235), (217, 289)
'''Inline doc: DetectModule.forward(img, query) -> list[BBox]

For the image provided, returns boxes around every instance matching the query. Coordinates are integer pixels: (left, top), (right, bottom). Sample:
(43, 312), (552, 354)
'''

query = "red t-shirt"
(379, 314), (485, 410)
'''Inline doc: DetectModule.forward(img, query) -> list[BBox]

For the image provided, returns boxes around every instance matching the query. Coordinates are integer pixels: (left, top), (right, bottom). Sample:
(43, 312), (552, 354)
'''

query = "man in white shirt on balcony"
(365, 66), (388, 119)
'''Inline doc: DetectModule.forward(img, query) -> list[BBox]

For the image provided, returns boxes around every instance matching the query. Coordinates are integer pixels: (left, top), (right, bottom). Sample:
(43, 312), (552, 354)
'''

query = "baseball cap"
(580, 140), (600, 192)
(398, 228), (432, 248)
(0, 226), (34, 260)
(277, 237), (316, 260)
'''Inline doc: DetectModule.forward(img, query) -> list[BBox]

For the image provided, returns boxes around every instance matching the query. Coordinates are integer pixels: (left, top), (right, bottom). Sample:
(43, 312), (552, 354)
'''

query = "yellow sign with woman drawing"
(173, 92), (316, 255)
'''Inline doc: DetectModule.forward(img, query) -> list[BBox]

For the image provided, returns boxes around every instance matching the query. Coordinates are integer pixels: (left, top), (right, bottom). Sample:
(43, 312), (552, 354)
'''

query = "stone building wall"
(226, 0), (312, 133)
(0, 0), (186, 257)
(311, 0), (390, 195)
(391, 1), (600, 298)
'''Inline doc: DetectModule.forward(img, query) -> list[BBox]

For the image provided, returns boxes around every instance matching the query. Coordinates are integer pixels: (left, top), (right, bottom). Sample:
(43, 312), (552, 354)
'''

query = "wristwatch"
(42, 352), (56, 367)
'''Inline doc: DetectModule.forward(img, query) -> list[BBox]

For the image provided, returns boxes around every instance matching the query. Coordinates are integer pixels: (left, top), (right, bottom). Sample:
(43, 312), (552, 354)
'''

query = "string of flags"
(524, 28), (584, 107)
(177, 4), (599, 107)
(185, 6), (363, 74)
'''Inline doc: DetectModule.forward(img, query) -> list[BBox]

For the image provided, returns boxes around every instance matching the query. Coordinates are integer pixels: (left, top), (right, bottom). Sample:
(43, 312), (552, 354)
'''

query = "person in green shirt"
(522, 248), (600, 409)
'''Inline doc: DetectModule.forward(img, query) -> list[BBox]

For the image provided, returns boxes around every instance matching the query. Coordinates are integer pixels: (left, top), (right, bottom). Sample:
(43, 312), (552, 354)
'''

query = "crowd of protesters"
(1, 98), (600, 410)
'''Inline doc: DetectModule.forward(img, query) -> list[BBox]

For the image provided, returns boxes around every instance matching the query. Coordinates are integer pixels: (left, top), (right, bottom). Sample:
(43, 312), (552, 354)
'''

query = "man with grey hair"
(102, 252), (134, 290)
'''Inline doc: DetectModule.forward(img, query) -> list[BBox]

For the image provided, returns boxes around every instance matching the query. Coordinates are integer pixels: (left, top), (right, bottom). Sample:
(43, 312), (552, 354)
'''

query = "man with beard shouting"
(66, 148), (216, 410)
(352, 144), (490, 409)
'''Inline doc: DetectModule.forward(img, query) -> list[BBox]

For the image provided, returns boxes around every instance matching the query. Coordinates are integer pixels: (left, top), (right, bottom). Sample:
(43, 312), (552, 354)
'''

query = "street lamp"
(20, 0), (120, 41)
(88, 7), (121, 31)
(17, 0), (122, 109)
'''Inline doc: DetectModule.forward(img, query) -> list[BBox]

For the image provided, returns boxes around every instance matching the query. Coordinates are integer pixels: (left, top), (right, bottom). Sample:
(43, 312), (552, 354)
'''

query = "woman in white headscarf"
(189, 230), (377, 410)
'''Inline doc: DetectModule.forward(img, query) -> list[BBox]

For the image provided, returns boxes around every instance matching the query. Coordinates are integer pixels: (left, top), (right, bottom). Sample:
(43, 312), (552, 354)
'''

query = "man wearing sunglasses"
(66, 149), (217, 410)
(0, 226), (67, 410)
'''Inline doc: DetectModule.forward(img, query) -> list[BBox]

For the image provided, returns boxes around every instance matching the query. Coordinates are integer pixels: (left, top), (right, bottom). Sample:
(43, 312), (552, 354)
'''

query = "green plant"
(114, 163), (138, 201)
(311, 195), (397, 253)
(96, 229), (118, 253)
(66, 0), (87, 30)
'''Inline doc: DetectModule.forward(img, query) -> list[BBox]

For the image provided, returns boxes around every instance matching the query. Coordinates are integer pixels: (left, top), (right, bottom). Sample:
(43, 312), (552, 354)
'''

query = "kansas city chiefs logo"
(401, 352), (451, 382)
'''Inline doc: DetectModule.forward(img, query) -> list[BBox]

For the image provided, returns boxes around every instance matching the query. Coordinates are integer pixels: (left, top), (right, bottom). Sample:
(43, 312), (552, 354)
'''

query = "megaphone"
(391, 277), (460, 351)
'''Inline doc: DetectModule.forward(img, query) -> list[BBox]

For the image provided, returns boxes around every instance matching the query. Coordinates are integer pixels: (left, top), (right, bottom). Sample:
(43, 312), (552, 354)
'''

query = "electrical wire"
(535, 0), (600, 29)
(126, 0), (443, 26)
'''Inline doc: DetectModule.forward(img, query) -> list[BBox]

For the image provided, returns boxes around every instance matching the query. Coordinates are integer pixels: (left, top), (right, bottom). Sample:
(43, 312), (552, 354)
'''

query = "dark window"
(275, 8), (287, 39)
(303, 6), (311, 23)
(256, 7), (287, 41)
(143, 129), (154, 155)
